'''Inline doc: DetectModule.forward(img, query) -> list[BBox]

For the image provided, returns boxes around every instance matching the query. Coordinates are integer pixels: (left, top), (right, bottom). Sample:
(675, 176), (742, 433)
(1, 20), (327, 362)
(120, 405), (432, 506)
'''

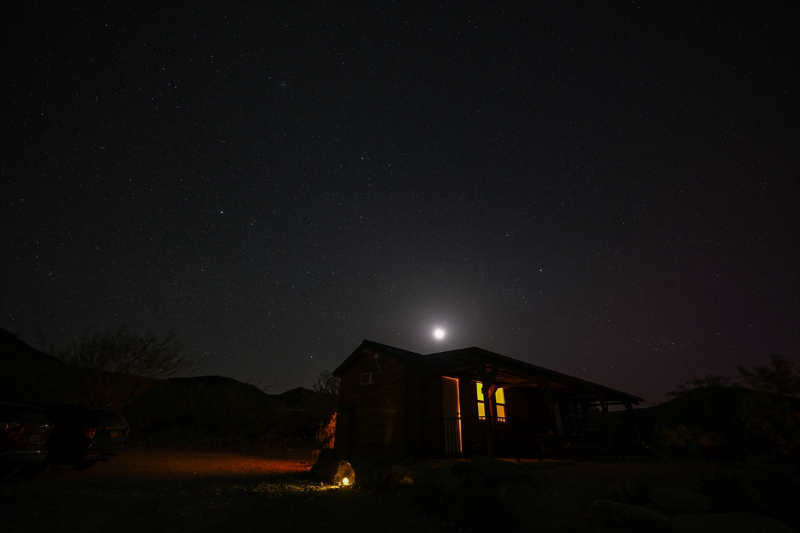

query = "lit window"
(476, 382), (485, 419)
(495, 387), (506, 420)
(476, 382), (506, 420)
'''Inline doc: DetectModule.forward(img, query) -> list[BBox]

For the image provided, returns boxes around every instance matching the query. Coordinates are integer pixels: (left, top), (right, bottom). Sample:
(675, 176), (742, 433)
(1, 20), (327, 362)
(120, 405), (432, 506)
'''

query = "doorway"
(442, 376), (462, 453)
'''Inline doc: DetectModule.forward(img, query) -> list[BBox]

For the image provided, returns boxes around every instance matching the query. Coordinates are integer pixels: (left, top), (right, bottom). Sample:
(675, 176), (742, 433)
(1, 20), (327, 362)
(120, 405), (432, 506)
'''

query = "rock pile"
(310, 455), (796, 532)
(585, 476), (794, 533)
(334, 455), (571, 530)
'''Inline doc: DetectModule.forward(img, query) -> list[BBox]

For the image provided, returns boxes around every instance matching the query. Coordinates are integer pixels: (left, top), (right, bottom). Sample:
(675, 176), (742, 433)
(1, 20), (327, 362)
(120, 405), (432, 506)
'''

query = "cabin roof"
(333, 340), (643, 404)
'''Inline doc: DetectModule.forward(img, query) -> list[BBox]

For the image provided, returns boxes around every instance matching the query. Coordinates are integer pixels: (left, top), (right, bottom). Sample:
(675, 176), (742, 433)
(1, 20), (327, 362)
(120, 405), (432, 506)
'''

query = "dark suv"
(40, 404), (130, 470)
(0, 402), (53, 479)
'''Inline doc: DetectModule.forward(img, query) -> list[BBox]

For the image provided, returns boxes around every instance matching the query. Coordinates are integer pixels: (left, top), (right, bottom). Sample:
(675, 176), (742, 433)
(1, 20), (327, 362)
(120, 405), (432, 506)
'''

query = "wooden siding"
(461, 379), (479, 418)
(334, 351), (406, 458)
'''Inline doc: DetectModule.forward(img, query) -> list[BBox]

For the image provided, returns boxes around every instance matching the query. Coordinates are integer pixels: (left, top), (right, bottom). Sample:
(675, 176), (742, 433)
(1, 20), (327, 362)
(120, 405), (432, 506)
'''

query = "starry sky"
(2, 2), (798, 403)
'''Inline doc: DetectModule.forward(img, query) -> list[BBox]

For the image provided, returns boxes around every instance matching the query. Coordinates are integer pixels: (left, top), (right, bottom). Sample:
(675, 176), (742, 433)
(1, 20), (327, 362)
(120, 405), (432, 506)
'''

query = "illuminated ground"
(2, 447), (445, 533)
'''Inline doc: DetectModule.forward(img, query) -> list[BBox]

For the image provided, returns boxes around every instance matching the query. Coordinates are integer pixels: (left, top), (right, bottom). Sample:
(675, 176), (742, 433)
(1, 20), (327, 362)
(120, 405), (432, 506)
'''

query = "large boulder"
(390, 464), (414, 487)
(309, 458), (355, 485)
(371, 461), (394, 487)
(603, 478), (649, 505)
(648, 487), (712, 513)
(471, 455), (521, 485)
(495, 481), (544, 526)
(450, 461), (471, 477)
(671, 512), (795, 533)
(584, 499), (670, 532)
(458, 484), (520, 531)
(696, 477), (766, 514)
(416, 484), (445, 514)
(410, 464), (461, 497)
(428, 468), (461, 497)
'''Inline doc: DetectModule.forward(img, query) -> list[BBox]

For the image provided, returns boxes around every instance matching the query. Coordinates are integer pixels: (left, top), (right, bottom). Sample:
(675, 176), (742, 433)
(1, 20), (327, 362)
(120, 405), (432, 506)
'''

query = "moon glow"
(433, 328), (445, 340)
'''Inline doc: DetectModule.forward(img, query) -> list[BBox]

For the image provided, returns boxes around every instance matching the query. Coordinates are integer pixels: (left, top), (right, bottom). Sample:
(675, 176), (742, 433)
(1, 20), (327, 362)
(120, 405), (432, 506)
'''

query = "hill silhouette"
(0, 327), (336, 443)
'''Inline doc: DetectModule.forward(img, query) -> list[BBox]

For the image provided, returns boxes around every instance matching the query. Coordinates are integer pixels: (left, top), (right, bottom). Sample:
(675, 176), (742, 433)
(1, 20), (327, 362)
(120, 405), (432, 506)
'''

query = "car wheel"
(71, 460), (96, 471)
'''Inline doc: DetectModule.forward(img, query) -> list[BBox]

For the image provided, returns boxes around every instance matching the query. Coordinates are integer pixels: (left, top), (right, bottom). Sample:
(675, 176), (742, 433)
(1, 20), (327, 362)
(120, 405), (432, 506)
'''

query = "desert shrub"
(316, 412), (336, 449)
(652, 423), (700, 458)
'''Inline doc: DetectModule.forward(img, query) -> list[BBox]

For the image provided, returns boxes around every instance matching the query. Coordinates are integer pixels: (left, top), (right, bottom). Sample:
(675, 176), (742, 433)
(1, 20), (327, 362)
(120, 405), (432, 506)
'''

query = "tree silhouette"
(51, 325), (199, 407)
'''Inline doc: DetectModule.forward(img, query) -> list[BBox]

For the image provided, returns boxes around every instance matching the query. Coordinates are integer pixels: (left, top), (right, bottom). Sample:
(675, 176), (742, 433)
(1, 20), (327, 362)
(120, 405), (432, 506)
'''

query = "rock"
(309, 458), (355, 485)
(372, 461), (394, 487)
(696, 478), (766, 514)
(418, 468), (461, 497)
(671, 512), (795, 533)
(496, 481), (543, 526)
(416, 484), (445, 514)
(458, 484), (520, 531)
(390, 464), (414, 486)
(584, 499), (670, 532)
(603, 478), (649, 505)
(424, 469), (461, 498)
(648, 487), (712, 512)
(450, 461), (471, 477)
(471, 455), (521, 485)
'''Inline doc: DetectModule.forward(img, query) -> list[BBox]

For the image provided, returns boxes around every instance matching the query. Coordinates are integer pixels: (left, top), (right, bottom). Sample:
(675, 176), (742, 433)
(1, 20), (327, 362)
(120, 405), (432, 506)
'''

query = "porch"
(422, 417), (638, 459)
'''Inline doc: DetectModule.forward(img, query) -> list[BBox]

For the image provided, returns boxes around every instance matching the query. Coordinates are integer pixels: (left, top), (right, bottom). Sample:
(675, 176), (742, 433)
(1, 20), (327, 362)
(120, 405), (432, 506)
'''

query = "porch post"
(623, 401), (643, 446)
(534, 375), (557, 432)
(600, 397), (617, 458)
(478, 364), (500, 458)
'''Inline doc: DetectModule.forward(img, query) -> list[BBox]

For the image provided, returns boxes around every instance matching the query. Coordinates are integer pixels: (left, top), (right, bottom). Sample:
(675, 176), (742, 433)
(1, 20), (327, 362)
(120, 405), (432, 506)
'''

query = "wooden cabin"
(331, 340), (643, 459)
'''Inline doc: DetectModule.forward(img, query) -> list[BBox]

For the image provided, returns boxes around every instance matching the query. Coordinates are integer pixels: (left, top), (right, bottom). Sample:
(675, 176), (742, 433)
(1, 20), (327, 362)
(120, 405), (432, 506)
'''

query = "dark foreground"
(3, 447), (798, 532)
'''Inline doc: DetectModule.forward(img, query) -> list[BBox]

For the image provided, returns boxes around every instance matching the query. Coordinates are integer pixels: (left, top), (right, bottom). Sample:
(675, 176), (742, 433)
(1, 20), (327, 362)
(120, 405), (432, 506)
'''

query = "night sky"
(2, 3), (798, 403)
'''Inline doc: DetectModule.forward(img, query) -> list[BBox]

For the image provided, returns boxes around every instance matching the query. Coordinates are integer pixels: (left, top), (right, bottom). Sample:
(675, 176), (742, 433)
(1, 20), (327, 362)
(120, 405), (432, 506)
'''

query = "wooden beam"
(534, 374), (559, 433)
(598, 396), (617, 458)
(624, 401), (643, 446)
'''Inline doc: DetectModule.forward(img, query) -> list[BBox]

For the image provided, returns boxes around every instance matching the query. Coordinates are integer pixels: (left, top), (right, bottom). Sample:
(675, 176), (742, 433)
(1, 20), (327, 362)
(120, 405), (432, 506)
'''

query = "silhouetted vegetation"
(21, 325), (201, 408)
(665, 374), (740, 399)
(738, 353), (800, 460)
(609, 354), (800, 461)
(52, 324), (199, 380)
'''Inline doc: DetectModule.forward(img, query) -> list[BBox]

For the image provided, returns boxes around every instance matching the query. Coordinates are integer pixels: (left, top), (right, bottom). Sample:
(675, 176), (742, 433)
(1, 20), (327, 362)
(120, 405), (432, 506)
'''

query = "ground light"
(341, 477), (349, 486)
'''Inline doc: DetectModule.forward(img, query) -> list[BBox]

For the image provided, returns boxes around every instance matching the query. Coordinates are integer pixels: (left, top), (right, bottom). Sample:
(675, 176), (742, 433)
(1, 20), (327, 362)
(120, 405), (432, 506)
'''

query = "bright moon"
(433, 328), (445, 340)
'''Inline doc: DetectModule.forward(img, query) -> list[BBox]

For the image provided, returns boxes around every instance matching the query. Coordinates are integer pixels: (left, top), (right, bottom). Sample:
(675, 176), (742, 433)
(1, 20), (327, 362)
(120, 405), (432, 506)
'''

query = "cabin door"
(441, 377), (462, 453)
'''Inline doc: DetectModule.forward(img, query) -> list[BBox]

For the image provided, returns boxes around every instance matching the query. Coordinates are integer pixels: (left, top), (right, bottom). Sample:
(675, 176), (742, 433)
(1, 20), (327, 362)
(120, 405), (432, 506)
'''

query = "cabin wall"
(460, 379), (479, 418)
(422, 374), (443, 419)
(405, 368), (423, 456)
(333, 352), (406, 458)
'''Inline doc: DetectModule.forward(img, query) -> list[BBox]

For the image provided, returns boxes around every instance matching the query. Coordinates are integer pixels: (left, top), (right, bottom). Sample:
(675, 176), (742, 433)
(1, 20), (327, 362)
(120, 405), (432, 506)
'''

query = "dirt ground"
(3, 447), (798, 533)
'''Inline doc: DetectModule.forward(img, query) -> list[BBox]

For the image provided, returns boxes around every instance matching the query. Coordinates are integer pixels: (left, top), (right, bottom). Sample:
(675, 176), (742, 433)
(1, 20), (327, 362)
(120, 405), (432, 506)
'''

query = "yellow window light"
(476, 382), (484, 401)
(495, 387), (505, 405)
